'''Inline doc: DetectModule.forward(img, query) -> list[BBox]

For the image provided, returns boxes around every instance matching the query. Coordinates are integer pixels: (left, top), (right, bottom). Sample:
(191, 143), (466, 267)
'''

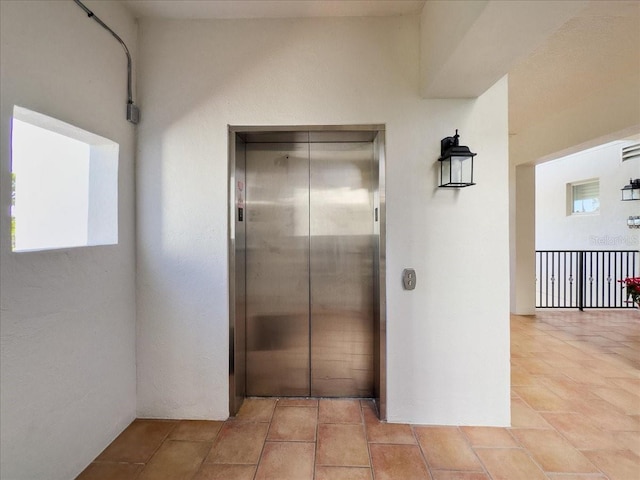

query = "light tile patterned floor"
(77, 310), (640, 479)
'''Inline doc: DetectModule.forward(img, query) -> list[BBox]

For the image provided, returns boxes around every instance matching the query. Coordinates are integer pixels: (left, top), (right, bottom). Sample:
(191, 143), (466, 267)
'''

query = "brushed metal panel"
(245, 143), (310, 396)
(243, 131), (310, 144)
(309, 142), (375, 397)
(309, 131), (377, 143)
(229, 134), (246, 415)
(230, 126), (386, 412)
(373, 131), (387, 420)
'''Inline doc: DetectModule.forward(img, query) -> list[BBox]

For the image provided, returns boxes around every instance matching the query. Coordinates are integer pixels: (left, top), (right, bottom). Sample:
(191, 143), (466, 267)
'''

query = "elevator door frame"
(228, 125), (387, 420)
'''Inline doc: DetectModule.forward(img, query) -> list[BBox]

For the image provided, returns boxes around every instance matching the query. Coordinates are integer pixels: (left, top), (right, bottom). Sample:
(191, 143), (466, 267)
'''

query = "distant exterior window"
(569, 180), (599, 215)
(11, 106), (119, 252)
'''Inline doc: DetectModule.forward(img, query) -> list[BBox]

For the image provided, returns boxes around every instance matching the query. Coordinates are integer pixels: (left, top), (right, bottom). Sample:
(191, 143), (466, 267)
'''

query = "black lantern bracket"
(437, 129), (477, 188)
(621, 178), (640, 201)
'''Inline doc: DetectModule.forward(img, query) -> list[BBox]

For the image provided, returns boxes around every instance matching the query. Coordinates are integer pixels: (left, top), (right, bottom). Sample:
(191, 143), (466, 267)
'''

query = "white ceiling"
(508, 0), (640, 135)
(122, 0), (426, 19)
(120, 0), (639, 139)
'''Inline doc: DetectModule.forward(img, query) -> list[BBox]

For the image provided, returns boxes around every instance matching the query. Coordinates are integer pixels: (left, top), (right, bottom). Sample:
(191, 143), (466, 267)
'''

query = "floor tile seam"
(312, 441), (318, 480)
(409, 424), (437, 480)
(427, 465), (486, 474)
(264, 439), (317, 444)
(313, 397), (321, 479)
(540, 404), (635, 438)
(590, 389), (640, 416)
(315, 466), (372, 471)
(516, 406), (578, 415)
(541, 467), (607, 476)
(577, 447), (640, 457)
(266, 402), (276, 423)
(135, 421), (179, 467)
(132, 464), (144, 480)
(362, 405), (375, 479)
(543, 475), (609, 480)
(498, 435), (565, 478)
(226, 419), (271, 424)
(318, 420), (365, 425)
(520, 417), (607, 476)
(264, 410), (276, 443)
(277, 405), (318, 408)
(593, 378), (640, 402)
(602, 374), (640, 383)
(465, 420), (520, 447)
(455, 425), (493, 477)
(194, 421), (227, 466)
(366, 439), (418, 445)
(184, 446), (211, 480)
(605, 426), (640, 433)
(314, 465), (373, 468)
(266, 435), (317, 445)
(133, 418), (181, 423)
(86, 460), (147, 466)
(354, 411), (371, 472)
(486, 437), (602, 475)
(205, 460), (259, 465)
(469, 445), (523, 451)
(162, 438), (218, 444)
(314, 460), (371, 468)
(237, 426), (267, 477)
(506, 426), (554, 432)
(511, 387), (578, 416)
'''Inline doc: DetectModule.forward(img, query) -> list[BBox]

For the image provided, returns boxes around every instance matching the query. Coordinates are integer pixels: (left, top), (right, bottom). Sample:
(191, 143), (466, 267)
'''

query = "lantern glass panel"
(622, 186), (640, 201)
(440, 155), (474, 186)
(445, 155), (473, 185)
(441, 159), (451, 185)
(455, 155), (473, 184)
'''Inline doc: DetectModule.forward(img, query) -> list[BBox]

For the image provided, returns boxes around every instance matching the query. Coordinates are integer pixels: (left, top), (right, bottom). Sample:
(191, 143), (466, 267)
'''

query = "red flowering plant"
(620, 277), (640, 308)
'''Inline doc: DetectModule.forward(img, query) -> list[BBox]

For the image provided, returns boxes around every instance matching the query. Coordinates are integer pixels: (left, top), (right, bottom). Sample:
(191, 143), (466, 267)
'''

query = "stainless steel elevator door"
(245, 141), (374, 398)
(245, 143), (310, 396)
(310, 142), (374, 397)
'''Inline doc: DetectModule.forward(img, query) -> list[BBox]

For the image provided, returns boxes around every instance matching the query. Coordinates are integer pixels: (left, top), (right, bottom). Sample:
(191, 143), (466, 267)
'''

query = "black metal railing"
(536, 250), (639, 310)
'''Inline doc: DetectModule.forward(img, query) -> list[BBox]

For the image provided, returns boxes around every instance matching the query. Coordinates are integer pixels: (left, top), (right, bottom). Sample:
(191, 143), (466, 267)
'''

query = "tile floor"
(77, 310), (640, 480)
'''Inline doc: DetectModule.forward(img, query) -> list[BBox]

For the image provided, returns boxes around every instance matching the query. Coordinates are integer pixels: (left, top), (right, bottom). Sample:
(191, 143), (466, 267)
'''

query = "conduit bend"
(73, 0), (139, 124)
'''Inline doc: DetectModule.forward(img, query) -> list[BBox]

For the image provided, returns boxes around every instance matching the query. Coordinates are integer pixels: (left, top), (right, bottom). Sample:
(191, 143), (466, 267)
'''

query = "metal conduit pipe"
(73, 0), (140, 124)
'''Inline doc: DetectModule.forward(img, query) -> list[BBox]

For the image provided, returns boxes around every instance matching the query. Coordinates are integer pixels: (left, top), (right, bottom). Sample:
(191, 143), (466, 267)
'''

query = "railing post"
(578, 251), (585, 311)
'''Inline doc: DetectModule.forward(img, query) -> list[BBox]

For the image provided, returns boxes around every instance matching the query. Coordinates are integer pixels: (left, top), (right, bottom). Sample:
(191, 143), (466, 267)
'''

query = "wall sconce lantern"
(628, 216), (640, 229)
(438, 129), (477, 188)
(621, 178), (640, 201)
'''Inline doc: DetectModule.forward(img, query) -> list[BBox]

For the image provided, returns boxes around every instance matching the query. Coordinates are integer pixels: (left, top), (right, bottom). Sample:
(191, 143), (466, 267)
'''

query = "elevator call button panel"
(402, 268), (416, 290)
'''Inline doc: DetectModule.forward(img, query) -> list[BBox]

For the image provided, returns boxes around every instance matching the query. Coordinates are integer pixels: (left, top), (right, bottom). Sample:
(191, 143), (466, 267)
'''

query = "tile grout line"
(191, 419), (226, 479)
(361, 400), (375, 480)
(410, 425), (436, 480)
(131, 420), (180, 478)
(456, 425), (495, 479)
(313, 399), (319, 480)
(252, 398), (278, 480)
